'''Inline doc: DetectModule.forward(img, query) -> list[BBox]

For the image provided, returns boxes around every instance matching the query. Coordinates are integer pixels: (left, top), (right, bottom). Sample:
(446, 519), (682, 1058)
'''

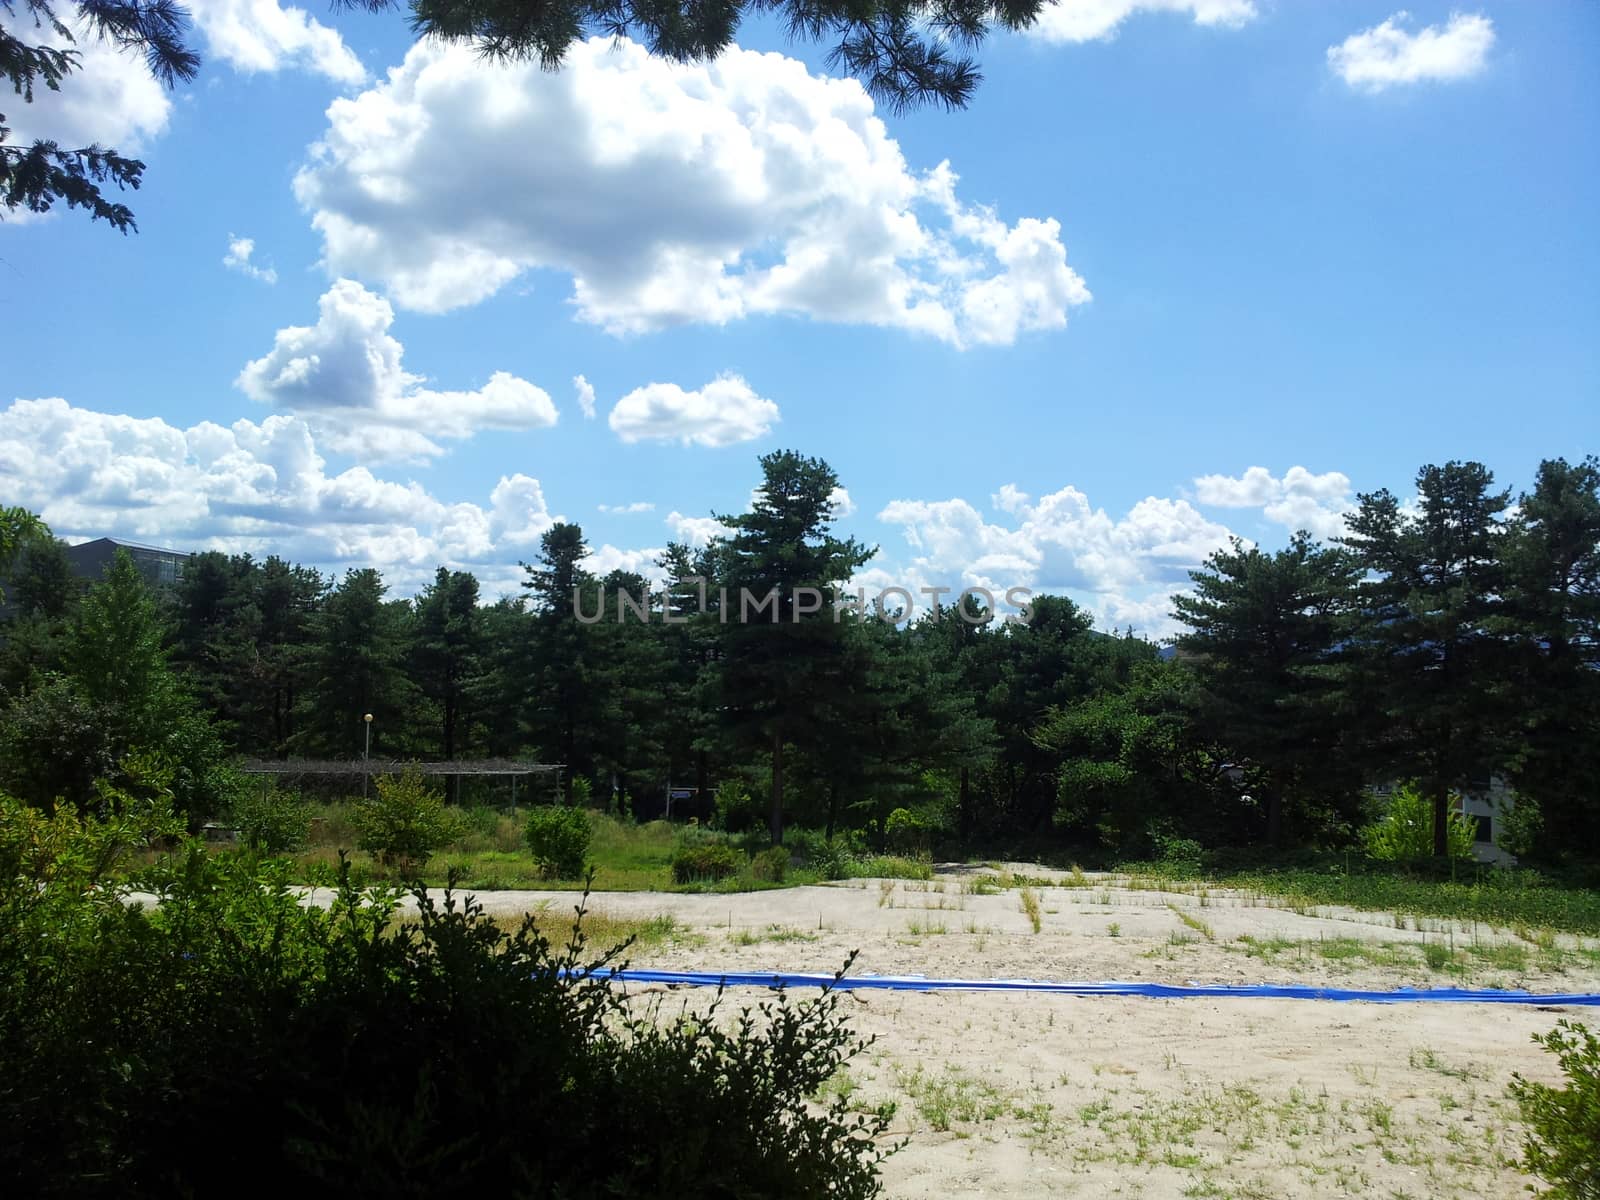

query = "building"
(64, 537), (190, 590)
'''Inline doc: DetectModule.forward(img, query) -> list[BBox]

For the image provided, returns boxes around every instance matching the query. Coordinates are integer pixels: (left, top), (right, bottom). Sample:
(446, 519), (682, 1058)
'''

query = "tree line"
(1, 451), (1595, 865)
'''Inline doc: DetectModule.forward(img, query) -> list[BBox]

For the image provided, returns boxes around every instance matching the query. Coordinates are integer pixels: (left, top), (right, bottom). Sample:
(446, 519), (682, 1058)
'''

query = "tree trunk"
(1266, 789), (1283, 847)
(958, 766), (972, 844)
(825, 782), (838, 842)
(769, 724), (785, 845)
(1433, 780), (1450, 858)
(695, 748), (709, 823)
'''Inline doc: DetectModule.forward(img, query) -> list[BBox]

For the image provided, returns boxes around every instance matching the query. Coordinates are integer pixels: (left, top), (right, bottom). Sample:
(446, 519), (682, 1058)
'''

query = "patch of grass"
(1168, 904), (1215, 941)
(904, 917), (949, 936)
(729, 924), (818, 946)
(1107, 922), (1122, 938)
(898, 1065), (1012, 1133)
(1020, 886), (1043, 933)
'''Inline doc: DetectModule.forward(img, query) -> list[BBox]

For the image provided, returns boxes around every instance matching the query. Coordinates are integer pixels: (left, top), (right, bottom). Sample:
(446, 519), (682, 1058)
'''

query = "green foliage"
(715, 779), (756, 832)
(525, 804), (594, 879)
(1361, 782), (1477, 863)
(0, 830), (891, 1197)
(1501, 795), (1546, 861)
(568, 774), (594, 808)
(751, 844), (790, 882)
(1512, 1021), (1600, 1199)
(885, 807), (930, 855)
(229, 785), (313, 854)
(353, 768), (466, 870)
(671, 839), (743, 884)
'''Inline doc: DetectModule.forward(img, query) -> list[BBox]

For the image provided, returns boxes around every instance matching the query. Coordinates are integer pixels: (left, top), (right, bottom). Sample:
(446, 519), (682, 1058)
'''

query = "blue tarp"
(610, 968), (1600, 1005)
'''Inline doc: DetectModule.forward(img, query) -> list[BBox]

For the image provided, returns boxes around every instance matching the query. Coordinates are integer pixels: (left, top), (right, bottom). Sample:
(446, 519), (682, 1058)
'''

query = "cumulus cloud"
(0, 396), (560, 597)
(293, 37), (1089, 348)
(1328, 12), (1495, 92)
(666, 510), (722, 547)
(608, 374), (778, 448)
(186, 0), (365, 83)
(6, 0), (362, 157)
(236, 279), (558, 462)
(584, 544), (667, 583)
(599, 501), (654, 514)
(574, 375), (597, 419)
(223, 234), (278, 284)
(1192, 465), (1353, 538)
(1028, 0), (1257, 44)
(875, 483), (1238, 637)
(828, 487), (856, 519)
(4, 20), (172, 151)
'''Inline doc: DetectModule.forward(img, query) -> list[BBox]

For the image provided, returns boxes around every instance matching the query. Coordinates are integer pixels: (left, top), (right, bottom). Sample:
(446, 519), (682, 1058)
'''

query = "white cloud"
(236, 279), (558, 462)
(186, 0), (366, 84)
(992, 483), (1030, 514)
(1027, 0), (1256, 44)
(876, 483), (1238, 637)
(293, 37), (1089, 348)
(666, 510), (722, 547)
(0, 396), (561, 597)
(608, 374), (778, 448)
(1328, 12), (1495, 92)
(1192, 465), (1353, 538)
(574, 374), (597, 420)
(598, 501), (654, 514)
(828, 487), (856, 519)
(584, 544), (668, 583)
(223, 234), (278, 284)
(4, 20), (172, 151)
(4, 0), (362, 157)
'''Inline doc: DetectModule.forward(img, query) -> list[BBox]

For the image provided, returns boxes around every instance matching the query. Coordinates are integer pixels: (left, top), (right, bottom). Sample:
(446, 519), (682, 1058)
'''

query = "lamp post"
(362, 713), (374, 798)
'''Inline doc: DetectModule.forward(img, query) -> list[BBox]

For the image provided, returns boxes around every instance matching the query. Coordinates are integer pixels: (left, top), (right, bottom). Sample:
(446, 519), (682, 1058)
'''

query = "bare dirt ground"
(354, 867), (1600, 1198)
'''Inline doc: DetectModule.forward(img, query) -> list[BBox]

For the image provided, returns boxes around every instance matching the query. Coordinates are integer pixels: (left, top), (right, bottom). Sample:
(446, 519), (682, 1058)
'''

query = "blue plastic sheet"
(609, 968), (1600, 1005)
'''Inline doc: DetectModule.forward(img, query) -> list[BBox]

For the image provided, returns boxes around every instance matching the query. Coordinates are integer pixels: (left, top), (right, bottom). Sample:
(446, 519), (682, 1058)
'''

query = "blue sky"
(3, 1), (1596, 634)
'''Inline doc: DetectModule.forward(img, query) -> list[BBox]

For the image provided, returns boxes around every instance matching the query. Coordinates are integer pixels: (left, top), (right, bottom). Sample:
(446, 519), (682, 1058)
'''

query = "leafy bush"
(714, 780), (756, 832)
(672, 840), (743, 884)
(1362, 781), (1477, 863)
(352, 768), (466, 871)
(1512, 1020), (1600, 1199)
(751, 844), (790, 883)
(1501, 794), (1545, 861)
(229, 785), (312, 853)
(1152, 830), (1204, 873)
(0, 825), (892, 1198)
(885, 808), (930, 855)
(568, 775), (594, 808)
(525, 805), (593, 879)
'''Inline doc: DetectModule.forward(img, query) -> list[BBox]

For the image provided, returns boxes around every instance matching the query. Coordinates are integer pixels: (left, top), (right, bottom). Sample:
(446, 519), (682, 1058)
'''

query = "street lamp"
(362, 713), (374, 798)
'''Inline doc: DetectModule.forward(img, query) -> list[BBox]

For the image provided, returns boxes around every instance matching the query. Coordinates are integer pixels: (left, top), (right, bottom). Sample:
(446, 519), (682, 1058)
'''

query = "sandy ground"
(315, 867), (1599, 1198)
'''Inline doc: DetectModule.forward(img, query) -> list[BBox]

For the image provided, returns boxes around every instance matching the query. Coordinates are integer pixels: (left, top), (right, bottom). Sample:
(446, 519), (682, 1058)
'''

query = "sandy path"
(296, 868), (1596, 1198)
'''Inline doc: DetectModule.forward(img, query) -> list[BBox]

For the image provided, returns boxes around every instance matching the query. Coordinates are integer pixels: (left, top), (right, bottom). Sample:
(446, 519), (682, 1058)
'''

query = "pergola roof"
(239, 758), (562, 777)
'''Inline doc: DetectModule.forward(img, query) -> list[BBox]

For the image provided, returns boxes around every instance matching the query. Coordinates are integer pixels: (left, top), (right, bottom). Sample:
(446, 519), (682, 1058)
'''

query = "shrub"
(1512, 1020), (1600, 1199)
(714, 780), (756, 832)
(0, 834), (892, 1198)
(751, 844), (790, 883)
(884, 808), (929, 856)
(352, 768), (465, 871)
(672, 840), (742, 884)
(230, 785), (312, 853)
(1152, 831), (1204, 873)
(568, 775), (594, 808)
(1362, 781), (1477, 863)
(525, 805), (593, 879)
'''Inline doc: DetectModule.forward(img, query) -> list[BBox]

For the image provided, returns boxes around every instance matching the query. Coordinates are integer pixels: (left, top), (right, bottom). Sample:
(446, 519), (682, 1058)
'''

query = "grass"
(1020, 886), (1043, 933)
(1168, 904), (1215, 941)
(729, 924), (818, 946)
(898, 1065), (1012, 1133)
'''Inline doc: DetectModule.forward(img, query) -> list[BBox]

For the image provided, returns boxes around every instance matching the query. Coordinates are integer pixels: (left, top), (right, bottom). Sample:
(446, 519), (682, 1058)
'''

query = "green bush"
(714, 780), (756, 832)
(229, 786), (312, 853)
(0, 813), (892, 1198)
(751, 844), (790, 883)
(884, 808), (929, 855)
(1362, 781), (1477, 863)
(1512, 1020), (1600, 1199)
(525, 805), (593, 879)
(352, 768), (466, 871)
(568, 775), (594, 808)
(672, 840), (742, 884)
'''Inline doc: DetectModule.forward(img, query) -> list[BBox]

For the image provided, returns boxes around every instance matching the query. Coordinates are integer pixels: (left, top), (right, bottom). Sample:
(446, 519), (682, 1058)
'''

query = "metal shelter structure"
(238, 759), (563, 809)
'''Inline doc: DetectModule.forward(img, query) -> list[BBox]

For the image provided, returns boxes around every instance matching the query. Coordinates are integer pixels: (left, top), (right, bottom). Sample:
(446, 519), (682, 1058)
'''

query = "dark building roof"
(64, 536), (191, 589)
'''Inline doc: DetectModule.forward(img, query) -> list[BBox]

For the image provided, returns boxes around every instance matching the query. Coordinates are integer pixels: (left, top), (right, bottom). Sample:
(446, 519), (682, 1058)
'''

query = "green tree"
(411, 566), (484, 761)
(712, 451), (873, 843)
(294, 568), (412, 759)
(0, 506), (44, 602)
(1340, 462), (1515, 857)
(1502, 457), (1600, 858)
(1172, 533), (1362, 845)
